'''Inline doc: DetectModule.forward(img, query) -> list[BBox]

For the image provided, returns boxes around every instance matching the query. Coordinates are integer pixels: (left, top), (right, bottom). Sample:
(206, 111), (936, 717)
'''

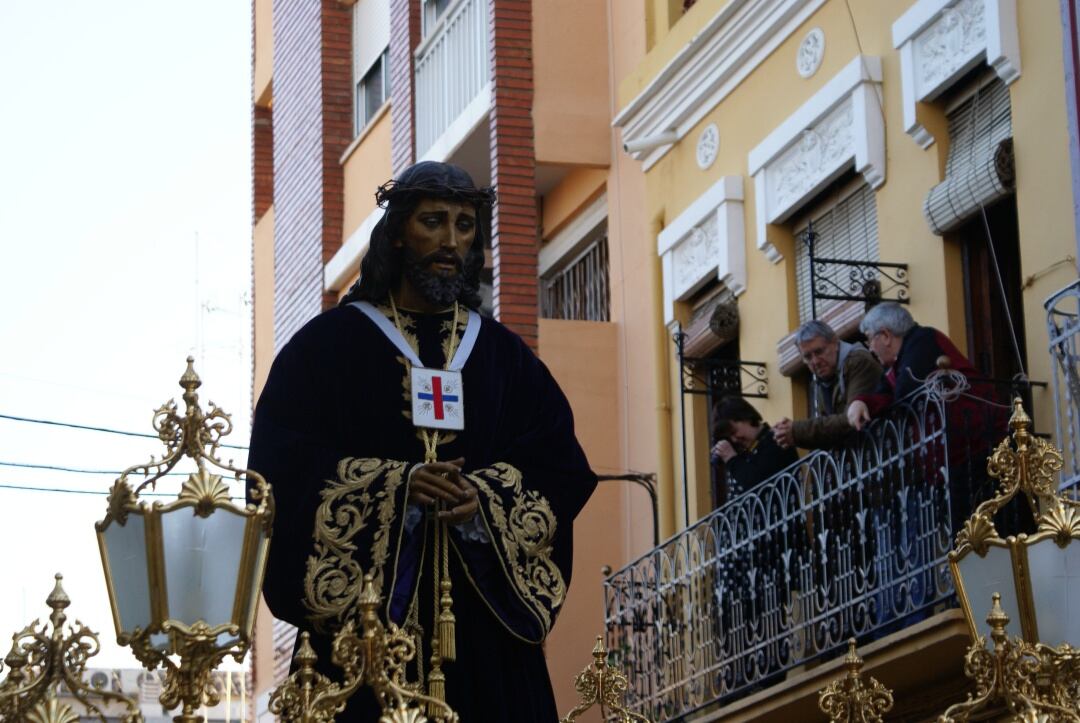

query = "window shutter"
(353, 0), (390, 86)
(794, 182), (879, 323)
(923, 78), (1014, 235)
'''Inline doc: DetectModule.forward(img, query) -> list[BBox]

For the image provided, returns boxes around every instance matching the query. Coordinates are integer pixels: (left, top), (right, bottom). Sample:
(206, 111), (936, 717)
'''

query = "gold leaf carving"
(178, 469), (231, 517)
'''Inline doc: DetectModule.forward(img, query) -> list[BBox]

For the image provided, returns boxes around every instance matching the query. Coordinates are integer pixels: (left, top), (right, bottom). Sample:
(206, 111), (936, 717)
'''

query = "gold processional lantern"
(944, 398), (1080, 721)
(95, 358), (273, 723)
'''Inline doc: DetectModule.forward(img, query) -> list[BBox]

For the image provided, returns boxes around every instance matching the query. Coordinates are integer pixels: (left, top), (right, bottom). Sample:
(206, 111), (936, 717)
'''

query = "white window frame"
(892, 0), (1020, 148)
(748, 55), (885, 264)
(657, 176), (746, 326)
(355, 48), (389, 137)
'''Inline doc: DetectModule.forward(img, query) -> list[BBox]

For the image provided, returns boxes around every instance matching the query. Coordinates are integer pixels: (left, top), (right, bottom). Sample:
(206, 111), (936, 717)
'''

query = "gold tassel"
(438, 578), (456, 661)
(427, 662), (446, 718)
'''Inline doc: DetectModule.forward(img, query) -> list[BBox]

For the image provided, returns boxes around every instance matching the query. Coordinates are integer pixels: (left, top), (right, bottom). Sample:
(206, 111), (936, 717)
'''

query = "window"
(352, 0), (390, 136)
(793, 179), (879, 323)
(422, 0), (453, 36)
(355, 49), (389, 136)
(540, 228), (610, 322)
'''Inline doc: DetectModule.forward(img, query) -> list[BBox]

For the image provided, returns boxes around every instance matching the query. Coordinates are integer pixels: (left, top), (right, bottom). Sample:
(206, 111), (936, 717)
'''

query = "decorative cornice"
(658, 175), (745, 325)
(749, 55), (884, 263)
(892, 0), (1020, 148)
(614, 0), (828, 171)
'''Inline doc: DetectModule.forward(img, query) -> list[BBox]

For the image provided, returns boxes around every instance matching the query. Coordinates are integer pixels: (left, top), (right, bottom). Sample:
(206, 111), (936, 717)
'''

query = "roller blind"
(923, 78), (1014, 235)
(353, 0), (390, 83)
(794, 182), (879, 323)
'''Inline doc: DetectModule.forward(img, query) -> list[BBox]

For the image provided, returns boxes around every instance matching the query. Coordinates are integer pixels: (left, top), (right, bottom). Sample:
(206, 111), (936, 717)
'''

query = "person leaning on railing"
(845, 303), (985, 431)
(711, 395), (798, 499)
(773, 320), (882, 451)
(844, 302), (1007, 532)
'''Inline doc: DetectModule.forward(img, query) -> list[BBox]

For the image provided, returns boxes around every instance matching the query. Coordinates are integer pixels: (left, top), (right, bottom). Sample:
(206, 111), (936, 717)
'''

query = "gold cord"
(386, 293), (462, 695)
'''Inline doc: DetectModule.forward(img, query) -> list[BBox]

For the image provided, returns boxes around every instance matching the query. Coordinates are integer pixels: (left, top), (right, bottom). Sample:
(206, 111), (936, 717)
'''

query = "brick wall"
(270, 0), (353, 352)
(319, 0), (353, 310)
(389, 0), (420, 174)
(489, 0), (539, 349)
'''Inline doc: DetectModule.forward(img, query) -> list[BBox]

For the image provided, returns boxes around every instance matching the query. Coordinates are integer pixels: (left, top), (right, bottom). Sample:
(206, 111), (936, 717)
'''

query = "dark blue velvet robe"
(249, 303), (597, 721)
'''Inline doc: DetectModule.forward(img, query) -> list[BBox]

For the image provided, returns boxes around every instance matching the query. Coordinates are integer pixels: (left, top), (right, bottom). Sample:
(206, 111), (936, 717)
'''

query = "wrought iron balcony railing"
(1046, 278), (1080, 490)
(603, 384), (1021, 722)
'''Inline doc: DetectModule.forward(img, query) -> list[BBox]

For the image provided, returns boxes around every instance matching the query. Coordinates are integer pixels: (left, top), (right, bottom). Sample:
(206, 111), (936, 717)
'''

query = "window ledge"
(339, 101), (391, 166)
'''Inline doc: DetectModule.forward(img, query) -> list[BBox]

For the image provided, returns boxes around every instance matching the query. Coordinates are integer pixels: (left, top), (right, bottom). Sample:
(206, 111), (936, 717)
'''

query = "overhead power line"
(0, 460), (190, 476)
(0, 412), (249, 451)
(0, 482), (236, 499)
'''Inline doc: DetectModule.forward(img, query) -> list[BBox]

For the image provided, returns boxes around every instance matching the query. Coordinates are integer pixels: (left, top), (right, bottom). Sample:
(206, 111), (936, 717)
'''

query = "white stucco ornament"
(696, 123), (720, 170)
(797, 27), (825, 78)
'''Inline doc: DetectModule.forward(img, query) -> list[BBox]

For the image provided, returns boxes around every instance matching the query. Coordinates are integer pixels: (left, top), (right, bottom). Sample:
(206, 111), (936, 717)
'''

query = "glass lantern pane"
(956, 545), (1022, 639)
(160, 507), (246, 628)
(239, 527), (269, 636)
(100, 516), (152, 635)
(1025, 537), (1080, 647)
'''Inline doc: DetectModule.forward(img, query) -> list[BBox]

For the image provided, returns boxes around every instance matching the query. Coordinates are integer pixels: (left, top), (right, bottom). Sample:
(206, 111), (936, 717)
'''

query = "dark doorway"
(957, 195), (1027, 381)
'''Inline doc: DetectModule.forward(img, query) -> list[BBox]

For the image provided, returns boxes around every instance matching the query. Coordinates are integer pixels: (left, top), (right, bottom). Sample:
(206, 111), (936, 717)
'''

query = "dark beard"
(402, 248), (465, 309)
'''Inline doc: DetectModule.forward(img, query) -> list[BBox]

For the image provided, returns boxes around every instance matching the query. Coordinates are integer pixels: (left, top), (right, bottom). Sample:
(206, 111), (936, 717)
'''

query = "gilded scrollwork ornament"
(0, 574), (143, 722)
(270, 574), (458, 723)
(939, 594), (1080, 722)
(817, 639), (894, 723)
(559, 636), (651, 723)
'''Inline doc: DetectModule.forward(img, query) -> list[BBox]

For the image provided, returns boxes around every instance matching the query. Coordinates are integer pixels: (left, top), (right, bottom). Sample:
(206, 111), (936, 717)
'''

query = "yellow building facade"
(620, 0), (1078, 535)
(608, 0), (1080, 720)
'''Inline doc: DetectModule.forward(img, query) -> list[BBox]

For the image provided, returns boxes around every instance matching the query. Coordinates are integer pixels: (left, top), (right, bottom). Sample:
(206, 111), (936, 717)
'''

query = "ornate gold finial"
(1009, 396), (1032, 438)
(818, 638), (894, 723)
(180, 355), (201, 393)
(269, 577), (459, 723)
(559, 635), (651, 723)
(0, 575), (143, 722)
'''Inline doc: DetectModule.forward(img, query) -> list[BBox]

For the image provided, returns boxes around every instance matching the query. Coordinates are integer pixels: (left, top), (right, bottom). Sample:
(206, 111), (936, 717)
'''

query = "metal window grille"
(795, 182), (879, 322)
(541, 233), (610, 321)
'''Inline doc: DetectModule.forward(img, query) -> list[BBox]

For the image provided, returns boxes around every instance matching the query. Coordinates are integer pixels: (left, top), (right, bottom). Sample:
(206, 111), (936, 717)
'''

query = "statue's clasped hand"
(408, 457), (479, 524)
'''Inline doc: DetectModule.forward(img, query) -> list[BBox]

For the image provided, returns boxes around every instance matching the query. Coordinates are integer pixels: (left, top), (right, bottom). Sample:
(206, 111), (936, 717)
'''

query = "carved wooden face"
(396, 198), (477, 277)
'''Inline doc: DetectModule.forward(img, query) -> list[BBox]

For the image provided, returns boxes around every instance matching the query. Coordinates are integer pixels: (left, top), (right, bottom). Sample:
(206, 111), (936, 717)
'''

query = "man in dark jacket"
(773, 320), (882, 450)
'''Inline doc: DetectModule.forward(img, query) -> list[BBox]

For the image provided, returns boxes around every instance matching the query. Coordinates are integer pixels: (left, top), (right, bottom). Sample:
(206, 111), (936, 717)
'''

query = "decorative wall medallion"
(914, 0), (986, 91)
(797, 28), (826, 78)
(696, 123), (720, 170)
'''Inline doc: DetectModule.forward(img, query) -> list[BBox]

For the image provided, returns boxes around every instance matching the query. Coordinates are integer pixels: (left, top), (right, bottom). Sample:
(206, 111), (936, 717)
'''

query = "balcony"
(603, 383), (1029, 721)
(413, 0), (490, 161)
(1046, 278), (1080, 490)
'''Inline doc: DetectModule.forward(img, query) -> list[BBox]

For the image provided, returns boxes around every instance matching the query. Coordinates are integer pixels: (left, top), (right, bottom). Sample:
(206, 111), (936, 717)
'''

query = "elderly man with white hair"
(846, 302), (981, 430)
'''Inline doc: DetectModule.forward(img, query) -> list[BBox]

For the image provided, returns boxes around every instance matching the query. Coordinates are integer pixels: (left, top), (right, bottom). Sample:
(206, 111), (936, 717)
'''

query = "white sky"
(0, 1), (253, 669)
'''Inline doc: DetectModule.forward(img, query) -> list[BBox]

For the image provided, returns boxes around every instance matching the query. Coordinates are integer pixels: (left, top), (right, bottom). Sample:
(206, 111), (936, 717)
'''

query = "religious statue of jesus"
(249, 160), (597, 721)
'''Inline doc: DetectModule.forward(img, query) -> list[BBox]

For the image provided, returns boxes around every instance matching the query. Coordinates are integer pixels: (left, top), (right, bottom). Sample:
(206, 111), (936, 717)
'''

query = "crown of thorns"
(375, 179), (496, 209)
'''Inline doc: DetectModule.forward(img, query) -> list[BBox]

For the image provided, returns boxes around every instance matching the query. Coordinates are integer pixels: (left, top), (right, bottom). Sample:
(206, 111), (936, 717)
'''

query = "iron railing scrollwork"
(672, 327), (768, 528)
(603, 384), (1017, 722)
(803, 222), (910, 319)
